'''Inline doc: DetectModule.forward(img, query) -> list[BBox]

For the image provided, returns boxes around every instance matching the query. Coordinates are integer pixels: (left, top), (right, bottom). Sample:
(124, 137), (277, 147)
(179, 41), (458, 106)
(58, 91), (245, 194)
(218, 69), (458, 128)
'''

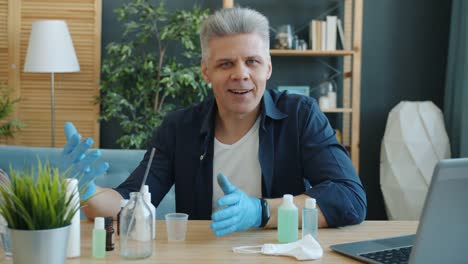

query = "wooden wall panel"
(0, 0), (13, 145)
(2, 0), (101, 147)
(0, 1), (7, 84)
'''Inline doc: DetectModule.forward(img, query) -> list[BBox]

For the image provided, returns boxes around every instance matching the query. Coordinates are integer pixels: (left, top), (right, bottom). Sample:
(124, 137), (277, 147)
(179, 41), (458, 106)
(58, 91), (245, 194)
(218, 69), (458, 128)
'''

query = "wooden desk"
(3, 220), (418, 263)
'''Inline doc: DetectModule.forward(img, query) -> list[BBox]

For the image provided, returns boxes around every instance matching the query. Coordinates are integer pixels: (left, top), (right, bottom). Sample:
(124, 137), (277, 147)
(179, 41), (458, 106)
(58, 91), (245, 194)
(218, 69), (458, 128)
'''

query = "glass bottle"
(119, 192), (153, 259)
(117, 199), (129, 236)
(292, 35), (299, 50)
(104, 217), (115, 251)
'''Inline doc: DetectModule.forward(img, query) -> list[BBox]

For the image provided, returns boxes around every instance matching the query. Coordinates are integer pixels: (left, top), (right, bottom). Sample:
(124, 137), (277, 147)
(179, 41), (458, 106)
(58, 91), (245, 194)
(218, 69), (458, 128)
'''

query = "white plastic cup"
(165, 213), (188, 241)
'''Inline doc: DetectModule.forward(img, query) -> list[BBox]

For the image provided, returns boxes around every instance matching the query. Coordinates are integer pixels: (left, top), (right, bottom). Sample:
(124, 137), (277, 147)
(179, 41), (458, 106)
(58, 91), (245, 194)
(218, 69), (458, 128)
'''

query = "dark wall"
(100, 0), (453, 219)
(360, 0), (451, 219)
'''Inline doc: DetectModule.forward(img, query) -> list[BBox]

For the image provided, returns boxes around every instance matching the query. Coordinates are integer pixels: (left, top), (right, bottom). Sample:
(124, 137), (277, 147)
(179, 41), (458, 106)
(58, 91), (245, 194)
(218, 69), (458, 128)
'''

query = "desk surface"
(3, 220), (418, 263)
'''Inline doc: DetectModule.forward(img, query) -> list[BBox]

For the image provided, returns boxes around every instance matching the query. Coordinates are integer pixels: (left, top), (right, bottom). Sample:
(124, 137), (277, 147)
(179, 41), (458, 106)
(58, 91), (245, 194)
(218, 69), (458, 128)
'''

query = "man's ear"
(266, 58), (272, 80)
(201, 59), (210, 83)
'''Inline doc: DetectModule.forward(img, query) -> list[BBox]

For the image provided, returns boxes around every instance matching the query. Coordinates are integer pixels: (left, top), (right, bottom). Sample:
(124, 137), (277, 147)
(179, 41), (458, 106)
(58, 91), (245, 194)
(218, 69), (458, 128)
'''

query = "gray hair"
(200, 7), (270, 60)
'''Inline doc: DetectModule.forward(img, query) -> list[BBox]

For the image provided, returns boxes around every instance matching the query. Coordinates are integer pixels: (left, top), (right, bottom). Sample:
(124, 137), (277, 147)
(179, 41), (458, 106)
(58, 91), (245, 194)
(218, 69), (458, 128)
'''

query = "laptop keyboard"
(359, 246), (412, 264)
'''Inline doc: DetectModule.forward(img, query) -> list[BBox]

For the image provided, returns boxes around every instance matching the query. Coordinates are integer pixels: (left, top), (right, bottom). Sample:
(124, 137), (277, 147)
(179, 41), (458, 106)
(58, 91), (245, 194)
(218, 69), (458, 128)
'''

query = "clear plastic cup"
(165, 213), (188, 241)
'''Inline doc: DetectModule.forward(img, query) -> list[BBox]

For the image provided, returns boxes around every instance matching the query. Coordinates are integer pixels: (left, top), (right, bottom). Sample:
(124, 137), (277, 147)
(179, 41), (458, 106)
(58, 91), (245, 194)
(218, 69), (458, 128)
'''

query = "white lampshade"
(24, 20), (80, 73)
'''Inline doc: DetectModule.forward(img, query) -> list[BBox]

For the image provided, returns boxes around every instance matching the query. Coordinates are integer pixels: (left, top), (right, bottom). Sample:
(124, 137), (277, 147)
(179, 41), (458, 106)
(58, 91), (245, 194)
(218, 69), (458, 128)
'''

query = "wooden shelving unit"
(322, 108), (353, 113)
(223, 0), (363, 171)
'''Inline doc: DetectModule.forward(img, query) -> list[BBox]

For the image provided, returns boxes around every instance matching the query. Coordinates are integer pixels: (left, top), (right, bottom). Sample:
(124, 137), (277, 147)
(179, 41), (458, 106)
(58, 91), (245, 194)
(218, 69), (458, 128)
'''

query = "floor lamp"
(24, 20), (80, 147)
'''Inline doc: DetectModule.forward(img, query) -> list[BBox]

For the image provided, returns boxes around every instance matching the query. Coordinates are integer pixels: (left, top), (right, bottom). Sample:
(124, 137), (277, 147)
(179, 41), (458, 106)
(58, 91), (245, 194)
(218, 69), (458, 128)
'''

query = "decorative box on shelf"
(277, 86), (310, 97)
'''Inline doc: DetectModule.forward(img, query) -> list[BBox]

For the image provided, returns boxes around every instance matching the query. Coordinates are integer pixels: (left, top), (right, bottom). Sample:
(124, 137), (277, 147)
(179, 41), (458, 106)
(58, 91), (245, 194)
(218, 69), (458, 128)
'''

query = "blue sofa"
(0, 145), (175, 219)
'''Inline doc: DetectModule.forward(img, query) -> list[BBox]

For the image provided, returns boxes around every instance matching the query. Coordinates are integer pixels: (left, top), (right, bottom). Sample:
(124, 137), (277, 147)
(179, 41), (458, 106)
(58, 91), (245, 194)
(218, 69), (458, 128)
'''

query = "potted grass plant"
(0, 161), (80, 264)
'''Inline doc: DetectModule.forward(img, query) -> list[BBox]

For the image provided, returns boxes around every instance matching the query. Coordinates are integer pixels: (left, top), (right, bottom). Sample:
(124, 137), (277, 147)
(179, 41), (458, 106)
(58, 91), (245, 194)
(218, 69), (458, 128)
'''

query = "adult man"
(72, 7), (366, 236)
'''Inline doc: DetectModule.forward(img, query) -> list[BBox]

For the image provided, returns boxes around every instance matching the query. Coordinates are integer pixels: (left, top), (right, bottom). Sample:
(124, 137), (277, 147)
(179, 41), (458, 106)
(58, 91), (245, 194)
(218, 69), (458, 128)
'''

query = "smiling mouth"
(228, 89), (253, 95)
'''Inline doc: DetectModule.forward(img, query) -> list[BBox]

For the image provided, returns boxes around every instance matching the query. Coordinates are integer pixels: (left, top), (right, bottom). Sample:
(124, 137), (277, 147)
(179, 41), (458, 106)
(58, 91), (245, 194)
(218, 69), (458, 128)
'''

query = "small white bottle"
(92, 217), (106, 258)
(302, 198), (318, 239)
(142, 186), (156, 240)
(328, 85), (337, 109)
(65, 179), (80, 258)
(277, 194), (298, 243)
(319, 96), (330, 110)
(133, 194), (151, 241)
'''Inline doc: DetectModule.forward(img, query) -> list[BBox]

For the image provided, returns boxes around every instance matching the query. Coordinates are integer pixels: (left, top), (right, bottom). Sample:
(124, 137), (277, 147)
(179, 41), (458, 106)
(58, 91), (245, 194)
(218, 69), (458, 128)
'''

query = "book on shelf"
(309, 19), (317, 50)
(326, 16), (337, 51)
(337, 18), (346, 50)
(321, 20), (326, 51)
(309, 20), (325, 50)
(309, 20), (316, 50)
(309, 16), (344, 51)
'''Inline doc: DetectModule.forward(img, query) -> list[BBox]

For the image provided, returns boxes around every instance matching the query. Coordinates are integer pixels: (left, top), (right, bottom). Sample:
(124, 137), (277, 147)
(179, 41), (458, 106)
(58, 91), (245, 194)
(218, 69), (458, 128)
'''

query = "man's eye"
(246, 59), (258, 65)
(220, 62), (232, 68)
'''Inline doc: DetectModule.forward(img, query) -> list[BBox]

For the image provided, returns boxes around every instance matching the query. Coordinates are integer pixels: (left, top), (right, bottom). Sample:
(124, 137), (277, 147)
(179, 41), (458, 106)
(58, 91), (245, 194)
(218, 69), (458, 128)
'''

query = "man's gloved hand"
(210, 173), (262, 236)
(58, 122), (109, 200)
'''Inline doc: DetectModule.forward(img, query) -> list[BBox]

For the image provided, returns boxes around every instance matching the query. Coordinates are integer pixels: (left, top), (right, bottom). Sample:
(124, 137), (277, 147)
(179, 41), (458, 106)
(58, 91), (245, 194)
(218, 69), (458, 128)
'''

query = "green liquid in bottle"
(93, 228), (106, 258)
(277, 195), (298, 243)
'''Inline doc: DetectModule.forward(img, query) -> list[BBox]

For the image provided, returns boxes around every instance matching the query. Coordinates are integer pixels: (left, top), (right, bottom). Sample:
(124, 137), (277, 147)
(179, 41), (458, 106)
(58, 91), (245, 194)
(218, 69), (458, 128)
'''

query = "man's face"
(201, 33), (272, 118)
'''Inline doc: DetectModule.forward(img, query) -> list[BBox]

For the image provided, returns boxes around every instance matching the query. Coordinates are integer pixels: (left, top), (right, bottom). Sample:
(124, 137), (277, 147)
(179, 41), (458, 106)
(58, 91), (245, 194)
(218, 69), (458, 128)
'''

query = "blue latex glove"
(210, 173), (262, 236)
(59, 122), (109, 200)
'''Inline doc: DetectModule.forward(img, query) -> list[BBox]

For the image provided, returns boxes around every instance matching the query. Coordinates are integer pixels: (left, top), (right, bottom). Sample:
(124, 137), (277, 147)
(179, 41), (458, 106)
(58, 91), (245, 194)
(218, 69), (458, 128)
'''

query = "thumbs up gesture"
(210, 173), (262, 236)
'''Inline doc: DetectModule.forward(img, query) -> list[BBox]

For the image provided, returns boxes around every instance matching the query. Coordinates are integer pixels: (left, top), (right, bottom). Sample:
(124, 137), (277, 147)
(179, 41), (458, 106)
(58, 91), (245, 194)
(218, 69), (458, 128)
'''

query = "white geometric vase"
(380, 101), (451, 220)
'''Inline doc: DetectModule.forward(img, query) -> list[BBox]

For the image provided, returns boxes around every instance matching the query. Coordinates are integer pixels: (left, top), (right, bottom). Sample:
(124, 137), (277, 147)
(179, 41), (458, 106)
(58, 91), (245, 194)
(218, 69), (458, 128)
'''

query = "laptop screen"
(409, 158), (468, 263)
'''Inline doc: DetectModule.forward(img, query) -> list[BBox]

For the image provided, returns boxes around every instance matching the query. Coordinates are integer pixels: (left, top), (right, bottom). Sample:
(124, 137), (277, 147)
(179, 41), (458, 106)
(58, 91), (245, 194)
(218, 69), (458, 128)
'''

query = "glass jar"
(275, 24), (293, 49)
(119, 192), (153, 259)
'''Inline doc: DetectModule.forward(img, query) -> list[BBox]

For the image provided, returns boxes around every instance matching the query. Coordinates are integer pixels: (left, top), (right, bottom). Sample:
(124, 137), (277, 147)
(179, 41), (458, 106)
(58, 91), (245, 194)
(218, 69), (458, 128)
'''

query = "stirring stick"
(125, 147), (156, 240)
(139, 148), (156, 193)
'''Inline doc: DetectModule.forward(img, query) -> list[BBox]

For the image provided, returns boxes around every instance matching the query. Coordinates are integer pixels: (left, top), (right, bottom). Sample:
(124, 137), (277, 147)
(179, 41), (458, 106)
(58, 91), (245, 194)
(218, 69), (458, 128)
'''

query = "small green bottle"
(277, 194), (298, 243)
(92, 217), (106, 258)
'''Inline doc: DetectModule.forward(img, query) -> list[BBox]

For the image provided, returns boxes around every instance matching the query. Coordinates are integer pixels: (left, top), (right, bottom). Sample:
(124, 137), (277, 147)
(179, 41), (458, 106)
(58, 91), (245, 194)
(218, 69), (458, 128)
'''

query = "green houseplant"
(99, 0), (210, 149)
(0, 161), (80, 264)
(0, 83), (25, 140)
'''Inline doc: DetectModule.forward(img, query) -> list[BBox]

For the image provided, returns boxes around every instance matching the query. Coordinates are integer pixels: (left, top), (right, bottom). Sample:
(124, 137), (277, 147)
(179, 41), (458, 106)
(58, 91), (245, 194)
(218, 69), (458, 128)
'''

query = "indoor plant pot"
(0, 161), (80, 264)
(10, 225), (70, 264)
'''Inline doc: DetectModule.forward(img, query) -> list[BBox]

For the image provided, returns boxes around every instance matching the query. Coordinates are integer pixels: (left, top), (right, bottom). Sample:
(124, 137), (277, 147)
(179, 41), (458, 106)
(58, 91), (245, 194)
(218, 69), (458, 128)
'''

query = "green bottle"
(92, 217), (106, 258)
(277, 194), (298, 243)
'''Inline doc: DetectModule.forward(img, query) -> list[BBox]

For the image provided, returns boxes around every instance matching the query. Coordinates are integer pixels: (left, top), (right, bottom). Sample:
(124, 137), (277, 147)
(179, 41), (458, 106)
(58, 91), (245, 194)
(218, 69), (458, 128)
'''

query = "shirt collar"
(261, 89), (288, 121)
(200, 97), (216, 136)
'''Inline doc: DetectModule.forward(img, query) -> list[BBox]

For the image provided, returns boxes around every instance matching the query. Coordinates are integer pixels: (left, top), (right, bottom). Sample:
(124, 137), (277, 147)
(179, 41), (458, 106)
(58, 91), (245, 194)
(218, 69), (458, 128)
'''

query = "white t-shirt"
(212, 118), (262, 210)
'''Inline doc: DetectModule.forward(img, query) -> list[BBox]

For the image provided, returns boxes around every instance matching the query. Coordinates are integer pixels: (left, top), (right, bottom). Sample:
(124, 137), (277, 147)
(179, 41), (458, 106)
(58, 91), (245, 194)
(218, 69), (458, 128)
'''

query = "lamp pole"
(24, 20), (80, 147)
(51, 72), (55, 147)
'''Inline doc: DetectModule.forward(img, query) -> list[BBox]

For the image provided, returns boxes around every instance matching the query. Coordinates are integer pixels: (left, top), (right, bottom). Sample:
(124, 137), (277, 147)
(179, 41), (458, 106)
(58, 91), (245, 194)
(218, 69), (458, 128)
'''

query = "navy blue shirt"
(115, 89), (367, 227)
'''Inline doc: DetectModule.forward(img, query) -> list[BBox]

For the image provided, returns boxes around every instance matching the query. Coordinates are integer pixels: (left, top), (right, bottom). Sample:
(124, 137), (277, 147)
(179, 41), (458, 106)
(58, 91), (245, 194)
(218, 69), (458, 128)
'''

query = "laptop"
(331, 158), (468, 264)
